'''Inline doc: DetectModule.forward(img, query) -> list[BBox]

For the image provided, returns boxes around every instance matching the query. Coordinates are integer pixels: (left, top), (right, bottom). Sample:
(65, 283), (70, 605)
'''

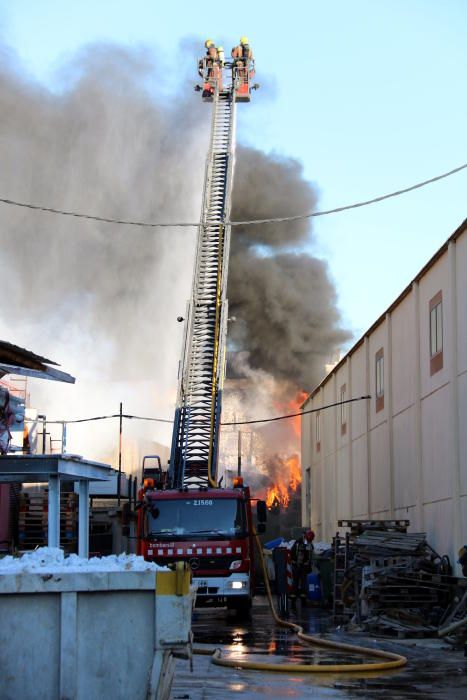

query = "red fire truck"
(137, 476), (266, 613)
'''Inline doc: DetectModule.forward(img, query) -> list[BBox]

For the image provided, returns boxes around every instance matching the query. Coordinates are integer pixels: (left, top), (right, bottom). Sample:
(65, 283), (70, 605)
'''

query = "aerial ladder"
(137, 54), (266, 611)
(169, 58), (255, 490)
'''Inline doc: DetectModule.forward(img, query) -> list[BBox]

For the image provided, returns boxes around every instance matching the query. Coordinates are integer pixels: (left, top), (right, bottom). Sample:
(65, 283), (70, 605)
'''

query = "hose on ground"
(193, 532), (407, 673)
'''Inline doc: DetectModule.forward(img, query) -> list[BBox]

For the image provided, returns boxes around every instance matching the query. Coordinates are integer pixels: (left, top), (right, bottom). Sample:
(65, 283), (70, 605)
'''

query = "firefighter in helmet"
(290, 529), (315, 602)
(231, 36), (253, 64)
(198, 39), (219, 79)
(231, 37), (254, 89)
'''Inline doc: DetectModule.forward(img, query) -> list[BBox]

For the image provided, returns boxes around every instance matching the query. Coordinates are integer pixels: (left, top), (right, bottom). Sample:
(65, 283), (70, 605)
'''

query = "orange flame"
(288, 390), (308, 437)
(263, 453), (301, 510)
(258, 389), (307, 510)
(266, 482), (290, 509)
(272, 389), (308, 438)
(288, 454), (301, 491)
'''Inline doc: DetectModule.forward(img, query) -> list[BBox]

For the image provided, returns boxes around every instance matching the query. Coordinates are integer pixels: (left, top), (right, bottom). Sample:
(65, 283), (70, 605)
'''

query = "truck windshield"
(147, 497), (246, 539)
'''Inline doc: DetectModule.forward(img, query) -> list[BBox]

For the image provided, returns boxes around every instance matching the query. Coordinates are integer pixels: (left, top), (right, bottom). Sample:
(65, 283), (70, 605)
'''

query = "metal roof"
(0, 340), (75, 383)
(0, 454), (111, 483)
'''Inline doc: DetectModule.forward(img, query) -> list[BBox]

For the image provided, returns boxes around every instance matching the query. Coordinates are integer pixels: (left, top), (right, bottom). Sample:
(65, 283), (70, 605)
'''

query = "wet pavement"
(171, 596), (467, 699)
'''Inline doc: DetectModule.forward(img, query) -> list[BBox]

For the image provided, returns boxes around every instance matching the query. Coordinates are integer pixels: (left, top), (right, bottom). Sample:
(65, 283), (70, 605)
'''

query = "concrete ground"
(171, 596), (467, 699)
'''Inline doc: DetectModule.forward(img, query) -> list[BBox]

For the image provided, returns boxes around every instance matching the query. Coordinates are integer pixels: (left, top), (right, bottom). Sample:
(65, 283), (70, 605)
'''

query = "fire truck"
(136, 51), (265, 613)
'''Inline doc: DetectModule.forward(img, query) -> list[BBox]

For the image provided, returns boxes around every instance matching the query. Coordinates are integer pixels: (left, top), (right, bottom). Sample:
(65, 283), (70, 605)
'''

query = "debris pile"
(333, 520), (466, 639)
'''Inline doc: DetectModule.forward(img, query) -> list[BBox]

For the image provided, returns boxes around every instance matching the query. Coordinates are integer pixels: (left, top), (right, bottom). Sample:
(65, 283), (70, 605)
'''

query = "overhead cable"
(221, 395), (371, 425)
(36, 396), (370, 428)
(232, 162), (467, 225)
(0, 162), (465, 228)
(42, 413), (173, 425)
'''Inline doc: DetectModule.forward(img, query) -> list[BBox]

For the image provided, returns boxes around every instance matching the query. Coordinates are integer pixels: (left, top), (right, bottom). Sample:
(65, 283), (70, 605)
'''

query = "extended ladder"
(170, 82), (236, 489)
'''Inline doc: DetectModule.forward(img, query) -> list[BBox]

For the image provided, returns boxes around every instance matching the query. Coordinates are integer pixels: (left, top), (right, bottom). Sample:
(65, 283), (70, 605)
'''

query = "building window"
(375, 348), (384, 412)
(340, 383), (347, 435)
(315, 411), (321, 453)
(430, 291), (443, 375)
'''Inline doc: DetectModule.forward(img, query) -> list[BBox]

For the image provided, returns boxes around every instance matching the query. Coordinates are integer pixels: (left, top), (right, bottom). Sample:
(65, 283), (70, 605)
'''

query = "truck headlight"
(228, 581), (246, 590)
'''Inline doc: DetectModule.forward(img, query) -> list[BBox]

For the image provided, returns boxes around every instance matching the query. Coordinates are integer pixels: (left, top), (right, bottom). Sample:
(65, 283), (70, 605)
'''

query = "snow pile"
(0, 547), (168, 574)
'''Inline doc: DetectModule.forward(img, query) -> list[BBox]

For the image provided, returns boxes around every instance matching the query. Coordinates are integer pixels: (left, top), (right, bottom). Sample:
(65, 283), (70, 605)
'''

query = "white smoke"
(0, 40), (347, 470)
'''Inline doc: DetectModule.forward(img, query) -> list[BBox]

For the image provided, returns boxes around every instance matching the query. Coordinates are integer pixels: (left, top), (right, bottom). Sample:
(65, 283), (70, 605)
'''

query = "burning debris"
(220, 359), (305, 522)
(264, 454), (301, 510)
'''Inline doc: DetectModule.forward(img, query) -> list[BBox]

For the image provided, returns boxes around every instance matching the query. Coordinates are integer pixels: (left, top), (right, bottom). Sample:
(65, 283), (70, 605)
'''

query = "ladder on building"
(333, 532), (351, 620)
(169, 82), (237, 489)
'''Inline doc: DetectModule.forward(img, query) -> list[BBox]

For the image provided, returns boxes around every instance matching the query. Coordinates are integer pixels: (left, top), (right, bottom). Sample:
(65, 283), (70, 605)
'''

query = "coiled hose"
(193, 533), (407, 673)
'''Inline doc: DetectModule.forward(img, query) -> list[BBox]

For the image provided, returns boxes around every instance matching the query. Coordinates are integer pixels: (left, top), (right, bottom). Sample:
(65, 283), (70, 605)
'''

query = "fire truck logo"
(189, 557), (200, 571)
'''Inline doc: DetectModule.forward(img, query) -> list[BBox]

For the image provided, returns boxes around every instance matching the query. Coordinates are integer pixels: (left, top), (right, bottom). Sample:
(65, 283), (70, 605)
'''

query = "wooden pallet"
(18, 491), (78, 552)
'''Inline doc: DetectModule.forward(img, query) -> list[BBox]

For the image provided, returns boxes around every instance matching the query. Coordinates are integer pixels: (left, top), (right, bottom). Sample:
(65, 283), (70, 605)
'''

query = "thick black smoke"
(230, 147), (349, 390)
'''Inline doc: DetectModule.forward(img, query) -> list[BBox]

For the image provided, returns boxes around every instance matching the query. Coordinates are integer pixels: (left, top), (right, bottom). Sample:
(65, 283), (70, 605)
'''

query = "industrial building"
(301, 218), (467, 570)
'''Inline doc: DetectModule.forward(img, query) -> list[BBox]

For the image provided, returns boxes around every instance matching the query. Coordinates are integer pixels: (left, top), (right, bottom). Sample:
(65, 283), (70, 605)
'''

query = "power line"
(0, 162), (465, 228)
(233, 163), (467, 225)
(39, 396), (370, 428)
(42, 413), (173, 425)
(0, 198), (195, 228)
(221, 395), (371, 425)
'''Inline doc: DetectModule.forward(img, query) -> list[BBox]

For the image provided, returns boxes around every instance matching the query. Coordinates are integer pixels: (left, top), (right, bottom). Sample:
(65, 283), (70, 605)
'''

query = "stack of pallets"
(332, 520), (459, 636)
(18, 490), (78, 553)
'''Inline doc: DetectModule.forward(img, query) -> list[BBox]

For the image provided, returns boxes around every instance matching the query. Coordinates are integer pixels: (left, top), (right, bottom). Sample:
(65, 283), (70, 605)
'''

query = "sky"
(0, 0), (466, 337)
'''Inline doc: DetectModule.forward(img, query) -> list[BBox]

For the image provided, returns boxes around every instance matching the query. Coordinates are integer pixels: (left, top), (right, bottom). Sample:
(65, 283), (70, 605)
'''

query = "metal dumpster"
(0, 567), (193, 700)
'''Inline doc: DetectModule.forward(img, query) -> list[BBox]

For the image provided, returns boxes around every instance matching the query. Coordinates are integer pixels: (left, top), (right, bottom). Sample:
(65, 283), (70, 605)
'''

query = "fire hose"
(193, 532), (407, 673)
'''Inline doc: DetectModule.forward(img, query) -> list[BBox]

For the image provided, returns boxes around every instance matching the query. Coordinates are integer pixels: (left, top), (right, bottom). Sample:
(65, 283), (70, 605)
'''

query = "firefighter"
(231, 36), (253, 65)
(198, 39), (219, 80)
(217, 45), (225, 67)
(290, 529), (315, 601)
(205, 39), (218, 62)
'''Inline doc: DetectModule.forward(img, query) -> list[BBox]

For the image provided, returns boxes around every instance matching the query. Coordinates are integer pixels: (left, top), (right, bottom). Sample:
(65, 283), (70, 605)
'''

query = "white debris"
(0, 547), (168, 574)
(313, 541), (332, 554)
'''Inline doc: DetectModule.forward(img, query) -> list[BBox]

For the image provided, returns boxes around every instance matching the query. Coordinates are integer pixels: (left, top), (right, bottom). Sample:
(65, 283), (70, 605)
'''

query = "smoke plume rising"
(230, 146), (349, 391)
(0, 40), (347, 467)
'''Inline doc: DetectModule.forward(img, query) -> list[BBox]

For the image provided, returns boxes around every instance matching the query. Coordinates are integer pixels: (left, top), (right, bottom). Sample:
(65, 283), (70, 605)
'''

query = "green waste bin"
(312, 555), (333, 607)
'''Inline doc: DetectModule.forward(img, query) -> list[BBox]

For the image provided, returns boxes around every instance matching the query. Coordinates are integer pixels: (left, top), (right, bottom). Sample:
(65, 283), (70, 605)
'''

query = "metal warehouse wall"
(301, 223), (467, 572)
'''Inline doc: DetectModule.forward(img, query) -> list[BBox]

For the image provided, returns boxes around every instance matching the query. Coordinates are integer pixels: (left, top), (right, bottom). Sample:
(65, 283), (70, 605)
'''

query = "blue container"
(307, 572), (322, 602)
(264, 537), (284, 550)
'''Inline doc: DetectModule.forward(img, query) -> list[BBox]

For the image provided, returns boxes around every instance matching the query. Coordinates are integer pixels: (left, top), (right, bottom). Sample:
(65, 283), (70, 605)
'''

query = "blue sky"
(1, 0), (466, 342)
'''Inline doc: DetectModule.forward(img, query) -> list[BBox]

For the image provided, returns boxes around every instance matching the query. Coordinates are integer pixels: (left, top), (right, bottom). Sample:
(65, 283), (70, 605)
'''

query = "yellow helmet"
(240, 36), (249, 45)
(205, 39), (214, 48)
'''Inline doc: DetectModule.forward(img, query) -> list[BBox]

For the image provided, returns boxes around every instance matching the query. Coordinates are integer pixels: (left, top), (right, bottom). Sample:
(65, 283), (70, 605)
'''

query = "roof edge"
(304, 217), (467, 404)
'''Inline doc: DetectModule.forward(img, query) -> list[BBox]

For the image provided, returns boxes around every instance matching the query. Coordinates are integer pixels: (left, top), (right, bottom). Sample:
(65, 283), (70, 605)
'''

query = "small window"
(375, 348), (384, 412)
(315, 411), (321, 452)
(340, 383), (347, 435)
(429, 291), (443, 375)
